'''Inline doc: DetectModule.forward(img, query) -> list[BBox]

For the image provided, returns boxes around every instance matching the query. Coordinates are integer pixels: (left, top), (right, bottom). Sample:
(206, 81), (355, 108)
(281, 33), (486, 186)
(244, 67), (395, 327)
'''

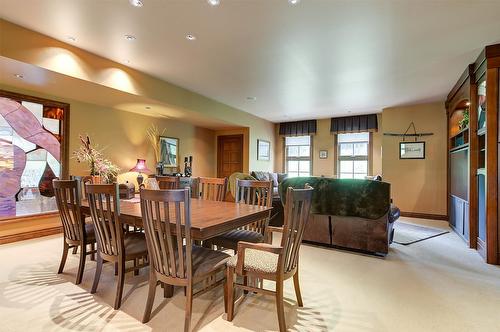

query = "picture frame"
(159, 136), (179, 167)
(319, 150), (328, 159)
(257, 139), (270, 161)
(400, 141), (425, 159)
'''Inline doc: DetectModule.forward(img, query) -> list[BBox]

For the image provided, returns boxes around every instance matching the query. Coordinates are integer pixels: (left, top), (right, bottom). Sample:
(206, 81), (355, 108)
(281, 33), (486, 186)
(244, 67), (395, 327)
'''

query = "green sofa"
(280, 177), (399, 255)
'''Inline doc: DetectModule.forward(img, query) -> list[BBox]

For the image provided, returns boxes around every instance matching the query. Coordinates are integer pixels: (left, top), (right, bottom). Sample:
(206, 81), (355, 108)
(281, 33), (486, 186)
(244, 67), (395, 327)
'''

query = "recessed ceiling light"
(14, 74), (24, 79)
(129, 0), (143, 7)
(186, 34), (196, 41)
(246, 96), (257, 101)
(66, 36), (76, 42)
(288, 0), (300, 4)
(125, 34), (136, 41)
(207, 0), (220, 6)
(465, 101), (471, 106)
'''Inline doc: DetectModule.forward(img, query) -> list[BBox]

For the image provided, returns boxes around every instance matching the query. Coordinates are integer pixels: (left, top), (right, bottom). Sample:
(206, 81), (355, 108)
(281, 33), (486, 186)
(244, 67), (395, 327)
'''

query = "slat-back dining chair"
(197, 177), (227, 201)
(86, 183), (148, 309)
(225, 185), (314, 332)
(140, 188), (231, 331)
(156, 175), (180, 190)
(70, 175), (93, 199)
(210, 179), (273, 251)
(70, 175), (94, 254)
(53, 179), (97, 285)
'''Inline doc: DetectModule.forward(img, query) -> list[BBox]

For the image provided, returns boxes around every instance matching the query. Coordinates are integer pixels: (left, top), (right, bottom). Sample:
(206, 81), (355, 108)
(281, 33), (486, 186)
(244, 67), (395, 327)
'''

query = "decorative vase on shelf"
(91, 175), (102, 184)
(156, 162), (164, 176)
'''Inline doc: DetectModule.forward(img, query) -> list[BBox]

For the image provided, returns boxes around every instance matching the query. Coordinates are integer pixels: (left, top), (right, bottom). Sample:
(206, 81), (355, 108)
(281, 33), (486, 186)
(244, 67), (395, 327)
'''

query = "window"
(337, 132), (369, 179)
(0, 91), (69, 219)
(285, 135), (311, 177)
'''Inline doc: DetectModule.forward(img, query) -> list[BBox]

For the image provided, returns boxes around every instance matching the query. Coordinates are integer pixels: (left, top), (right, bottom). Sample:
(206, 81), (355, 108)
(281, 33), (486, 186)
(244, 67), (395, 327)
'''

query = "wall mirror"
(159, 136), (179, 167)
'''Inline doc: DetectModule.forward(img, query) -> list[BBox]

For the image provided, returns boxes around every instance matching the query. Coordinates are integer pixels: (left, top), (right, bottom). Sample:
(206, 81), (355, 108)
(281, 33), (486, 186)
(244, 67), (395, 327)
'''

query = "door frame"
(217, 134), (244, 178)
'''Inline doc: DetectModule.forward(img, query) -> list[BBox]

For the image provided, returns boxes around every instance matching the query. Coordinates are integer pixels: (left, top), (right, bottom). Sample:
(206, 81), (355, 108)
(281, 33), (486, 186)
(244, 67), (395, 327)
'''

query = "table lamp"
(130, 159), (151, 186)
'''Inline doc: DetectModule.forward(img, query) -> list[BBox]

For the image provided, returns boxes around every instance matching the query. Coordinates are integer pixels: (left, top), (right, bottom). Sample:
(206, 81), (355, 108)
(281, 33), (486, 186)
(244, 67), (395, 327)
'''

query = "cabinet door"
(450, 195), (464, 235)
(463, 201), (470, 240)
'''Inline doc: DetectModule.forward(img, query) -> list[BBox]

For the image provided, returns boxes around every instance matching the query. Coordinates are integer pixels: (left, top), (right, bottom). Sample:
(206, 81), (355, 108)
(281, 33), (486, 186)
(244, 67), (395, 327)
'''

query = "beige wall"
(381, 102), (447, 215)
(274, 115), (383, 177)
(0, 84), (217, 189)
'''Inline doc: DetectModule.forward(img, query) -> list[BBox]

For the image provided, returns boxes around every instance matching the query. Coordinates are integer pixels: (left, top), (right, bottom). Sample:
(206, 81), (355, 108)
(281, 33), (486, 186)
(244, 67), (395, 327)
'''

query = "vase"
(91, 175), (102, 184)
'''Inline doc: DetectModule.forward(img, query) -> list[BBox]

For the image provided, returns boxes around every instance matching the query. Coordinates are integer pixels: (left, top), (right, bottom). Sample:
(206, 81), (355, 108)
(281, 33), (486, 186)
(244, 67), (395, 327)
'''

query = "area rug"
(393, 222), (449, 245)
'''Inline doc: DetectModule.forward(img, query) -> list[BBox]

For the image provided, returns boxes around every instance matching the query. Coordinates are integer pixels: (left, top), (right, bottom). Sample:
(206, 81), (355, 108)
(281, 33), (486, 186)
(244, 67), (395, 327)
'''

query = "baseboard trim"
(0, 226), (63, 245)
(400, 212), (448, 221)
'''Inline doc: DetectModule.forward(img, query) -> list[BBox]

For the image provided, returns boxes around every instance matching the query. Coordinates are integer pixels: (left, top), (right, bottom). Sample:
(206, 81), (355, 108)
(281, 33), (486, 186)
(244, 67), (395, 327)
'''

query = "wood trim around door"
(217, 134), (244, 178)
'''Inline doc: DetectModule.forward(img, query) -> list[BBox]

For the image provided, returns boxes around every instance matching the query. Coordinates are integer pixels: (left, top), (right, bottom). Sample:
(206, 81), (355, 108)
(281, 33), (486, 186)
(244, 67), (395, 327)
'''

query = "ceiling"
(1, 0), (500, 122)
(0, 56), (234, 129)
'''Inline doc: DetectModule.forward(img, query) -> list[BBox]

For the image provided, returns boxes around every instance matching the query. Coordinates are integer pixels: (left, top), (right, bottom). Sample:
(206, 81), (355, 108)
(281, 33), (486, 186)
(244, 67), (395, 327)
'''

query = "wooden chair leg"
(184, 283), (193, 332)
(72, 246), (78, 255)
(243, 275), (248, 294)
(90, 243), (95, 261)
(114, 262), (118, 276)
(91, 253), (103, 294)
(293, 271), (303, 307)
(142, 272), (157, 323)
(114, 258), (126, 309)
(75, 243), (87, 285)
(226, 266), (235, 321)
(164, 283), (174, 298)
(58, 241), (69, 274)
(134, 258), (139, 276)
(276, 279), (287, 332)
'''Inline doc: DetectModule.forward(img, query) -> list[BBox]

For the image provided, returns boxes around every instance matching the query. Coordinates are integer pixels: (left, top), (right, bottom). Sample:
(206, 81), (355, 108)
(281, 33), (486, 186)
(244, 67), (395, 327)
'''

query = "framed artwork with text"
(400, 141), (425, 159)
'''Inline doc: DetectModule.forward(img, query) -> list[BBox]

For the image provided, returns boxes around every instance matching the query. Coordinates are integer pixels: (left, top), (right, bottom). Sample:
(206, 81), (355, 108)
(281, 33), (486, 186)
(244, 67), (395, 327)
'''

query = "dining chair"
(140, 187), (231, 331)
(209, 179), (273, 251)
(53, 179), (97, 285)
(156, 175), (180, 189)
(86, 183), (148, 309)
(70, 175), (93, 199)
(224, 185), (314, 332)
(197, 177), (227, 201)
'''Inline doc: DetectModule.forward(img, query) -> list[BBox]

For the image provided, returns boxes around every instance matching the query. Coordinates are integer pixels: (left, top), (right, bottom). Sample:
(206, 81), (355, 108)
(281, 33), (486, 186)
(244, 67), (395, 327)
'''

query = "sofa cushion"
(277, 173), (288, 183)
(269, 172), (279, 187)
(280, 177), (391, 220)
(228, 173), (257, 198)
(252, 171), (270, 181)
(389, 204), (400, 223)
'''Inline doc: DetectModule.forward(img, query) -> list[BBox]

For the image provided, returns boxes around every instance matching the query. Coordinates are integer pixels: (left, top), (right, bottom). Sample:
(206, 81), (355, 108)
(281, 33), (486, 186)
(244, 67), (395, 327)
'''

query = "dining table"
(79, 195), (273, 241)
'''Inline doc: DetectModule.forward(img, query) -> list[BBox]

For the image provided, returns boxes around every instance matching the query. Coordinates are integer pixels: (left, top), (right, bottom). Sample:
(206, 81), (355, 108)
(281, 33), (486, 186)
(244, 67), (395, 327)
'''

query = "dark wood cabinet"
(446, 44), (500, 264)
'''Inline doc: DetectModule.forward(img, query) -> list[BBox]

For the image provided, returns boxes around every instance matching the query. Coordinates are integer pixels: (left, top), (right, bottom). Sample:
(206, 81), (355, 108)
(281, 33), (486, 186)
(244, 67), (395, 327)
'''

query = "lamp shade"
(130, 159), (151, 173)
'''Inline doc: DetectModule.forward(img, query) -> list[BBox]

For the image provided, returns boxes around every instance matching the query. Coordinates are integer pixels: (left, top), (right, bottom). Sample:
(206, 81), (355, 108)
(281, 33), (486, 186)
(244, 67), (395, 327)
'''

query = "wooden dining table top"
(79, 196), (273, 241)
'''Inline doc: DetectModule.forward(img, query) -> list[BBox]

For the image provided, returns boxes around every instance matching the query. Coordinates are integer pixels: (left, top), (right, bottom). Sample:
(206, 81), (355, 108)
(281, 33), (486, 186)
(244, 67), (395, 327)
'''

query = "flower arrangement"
(146, 124), (166, 163)
(73, 135), (120, 183)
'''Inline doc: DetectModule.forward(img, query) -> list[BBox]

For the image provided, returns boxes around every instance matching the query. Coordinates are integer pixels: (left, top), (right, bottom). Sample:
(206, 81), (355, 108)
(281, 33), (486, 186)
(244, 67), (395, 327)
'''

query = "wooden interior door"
(217, 135), (244, 178)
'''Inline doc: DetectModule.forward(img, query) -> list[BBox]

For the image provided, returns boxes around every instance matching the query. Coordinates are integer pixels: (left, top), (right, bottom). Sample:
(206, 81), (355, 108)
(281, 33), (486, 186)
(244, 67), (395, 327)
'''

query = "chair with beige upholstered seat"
(53, 179), (97, 285)
(210, 179), (273, 251)
(140, 187), (231, 332)
(224, 185), (314, 332)
(86, 183), (148, 310)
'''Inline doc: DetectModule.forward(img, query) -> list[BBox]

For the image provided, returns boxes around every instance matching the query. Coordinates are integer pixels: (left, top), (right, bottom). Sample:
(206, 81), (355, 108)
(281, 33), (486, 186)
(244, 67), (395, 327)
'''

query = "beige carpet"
(1, 217), (500, 332)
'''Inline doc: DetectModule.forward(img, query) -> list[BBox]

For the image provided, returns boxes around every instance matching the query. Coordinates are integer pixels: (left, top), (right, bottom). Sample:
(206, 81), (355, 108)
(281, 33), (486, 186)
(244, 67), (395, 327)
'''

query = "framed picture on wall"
(319, 150), (328, 159)
(400, 141), (425, 159)
(257, 139), (270, 161)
